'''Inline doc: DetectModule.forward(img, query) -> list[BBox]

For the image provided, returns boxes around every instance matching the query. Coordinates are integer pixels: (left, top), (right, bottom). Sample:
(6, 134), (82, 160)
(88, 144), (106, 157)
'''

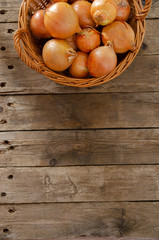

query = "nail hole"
(1, 46), (6, 51)
(50, 158), (57, 167)
(3, 140), (9, 144)
(7, 102), (14, 107)
(8, 208), (16, 213)
(3, 228), (9, 233)
(8, 65), (14, 69)
(0, 82), (6, 87)
(9, 146), (14, 150)
(0, 106), (3, 113)
(7, 29), (14, 34)
(1, 192), (7, 197)
(142, 42), (148, 50)
(0, 10), (7, 14)
(8, 175), (13, 179)
(0, 119), (7, 124)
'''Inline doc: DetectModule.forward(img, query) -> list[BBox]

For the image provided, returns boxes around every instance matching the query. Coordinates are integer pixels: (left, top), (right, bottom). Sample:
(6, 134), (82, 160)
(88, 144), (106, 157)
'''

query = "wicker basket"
(13, 0), (152, 88)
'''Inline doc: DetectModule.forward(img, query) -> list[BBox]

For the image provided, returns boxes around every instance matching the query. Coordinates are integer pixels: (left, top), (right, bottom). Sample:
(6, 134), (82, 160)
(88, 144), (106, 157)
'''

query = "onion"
(87, 42), (117, 77)
(46, 0), (68, 5)
(72, 1), (95, 28)
(30, 10), (51, 38)
(44, 2), (81, 39)
(91, 0), (117, 26)
(42, 39), (77, 71)
(102, 21), (135, 53)
(114, 0), (130, 21)
(76, 27), (100, 53)
(65, 35), (77, 50)
(69, 51), (89, 78)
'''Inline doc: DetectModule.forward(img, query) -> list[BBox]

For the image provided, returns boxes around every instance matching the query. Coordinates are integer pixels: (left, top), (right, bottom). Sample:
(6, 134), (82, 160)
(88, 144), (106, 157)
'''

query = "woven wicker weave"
(13, 0), (152, 88)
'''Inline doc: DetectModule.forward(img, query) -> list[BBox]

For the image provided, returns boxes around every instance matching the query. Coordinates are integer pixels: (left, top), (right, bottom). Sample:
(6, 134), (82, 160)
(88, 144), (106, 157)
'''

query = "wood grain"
(1, 93), (159, 130)
(1, 166), (159, 203)
(1, 129), (159, 167)
(1, 202), (159, 239)
(0, 0), (158, 23)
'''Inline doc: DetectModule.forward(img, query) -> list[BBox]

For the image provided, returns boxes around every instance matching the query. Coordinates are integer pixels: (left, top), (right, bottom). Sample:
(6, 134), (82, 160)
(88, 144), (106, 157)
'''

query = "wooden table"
(0, 0), (159, 239)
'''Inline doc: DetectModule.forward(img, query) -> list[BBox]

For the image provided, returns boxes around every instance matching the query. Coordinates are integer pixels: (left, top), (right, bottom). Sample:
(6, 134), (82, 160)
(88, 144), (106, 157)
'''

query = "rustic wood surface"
(1, 129), (159, 167)
(0, 202), (159, 239)
(0, 0), (159, 239)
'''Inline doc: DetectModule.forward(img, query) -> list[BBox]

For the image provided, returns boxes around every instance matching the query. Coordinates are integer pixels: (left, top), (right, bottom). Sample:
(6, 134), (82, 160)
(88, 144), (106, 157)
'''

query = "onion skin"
(42, 39), (77, 71)
(88, 44), (117, 77)
(30, 10), (51, 38)
(102, 21), (135, 53)
(76, 27), (101, 53)
(114, 0), (130, 21)
(44, 2), (81, 39)
(69, 51), (89, 78)
(91, 0), (117, 26)
(65, 35), (77, 50)
(72, 1), (95, 28)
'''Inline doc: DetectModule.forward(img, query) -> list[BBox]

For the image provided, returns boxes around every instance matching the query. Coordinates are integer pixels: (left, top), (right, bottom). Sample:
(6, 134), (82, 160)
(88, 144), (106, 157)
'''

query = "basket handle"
(135, 0), (152, 19)
(13, 28), (44, 73)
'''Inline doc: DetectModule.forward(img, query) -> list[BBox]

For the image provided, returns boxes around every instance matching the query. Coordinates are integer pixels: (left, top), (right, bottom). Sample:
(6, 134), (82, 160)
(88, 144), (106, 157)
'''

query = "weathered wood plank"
(0, 0), (158, 23)
(1, 129), (159, 167)
(0, 55), (159, 94)
(1, 93), (159, 130)
(1, 166), (159, 203)
(1, 202), (159, 239)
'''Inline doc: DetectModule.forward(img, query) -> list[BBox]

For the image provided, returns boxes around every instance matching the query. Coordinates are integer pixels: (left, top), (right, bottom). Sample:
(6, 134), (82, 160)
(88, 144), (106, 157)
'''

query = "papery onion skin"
(87, 43), (117, 77)
(44, 2), (81, 39)
(76, 27), (101, 53)
(102, 21), (135, 53)
(42, 39), (77, 71)
(65, 35), (77, 50)
(69, 51), (89, 78)
(30, 10), (51, 38)
(114, 0), (130, 21)
(91, 0), (117, 26)
(72, 1), (95, 28)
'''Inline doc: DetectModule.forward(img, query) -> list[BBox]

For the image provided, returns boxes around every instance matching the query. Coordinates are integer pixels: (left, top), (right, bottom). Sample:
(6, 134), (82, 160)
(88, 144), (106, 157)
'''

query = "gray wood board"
(1, 93), (159, 130)
(1, 202), (159, 239)
(1, 166), (159, 203)
(1, 129), (159, 166)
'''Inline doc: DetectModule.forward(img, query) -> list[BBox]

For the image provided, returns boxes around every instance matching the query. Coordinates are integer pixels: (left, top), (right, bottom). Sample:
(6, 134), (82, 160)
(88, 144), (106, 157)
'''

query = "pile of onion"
(29, 0), (135, 80)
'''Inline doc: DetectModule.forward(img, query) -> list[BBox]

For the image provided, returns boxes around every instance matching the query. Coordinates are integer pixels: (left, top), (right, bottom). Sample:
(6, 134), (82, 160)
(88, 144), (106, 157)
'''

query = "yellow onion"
(91, 0), (117, 26)
(42, 39), (77, 71)
(88, 42), (117, 77)
(102, 21), (135, 53)
(114, 0), (130, 21)
(72, 1), (95, 28)
(44, 2), (81, 39)
(76, 27), (101, 53)
(30, 10), (51, 38)
(69, 51), (89, 78)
